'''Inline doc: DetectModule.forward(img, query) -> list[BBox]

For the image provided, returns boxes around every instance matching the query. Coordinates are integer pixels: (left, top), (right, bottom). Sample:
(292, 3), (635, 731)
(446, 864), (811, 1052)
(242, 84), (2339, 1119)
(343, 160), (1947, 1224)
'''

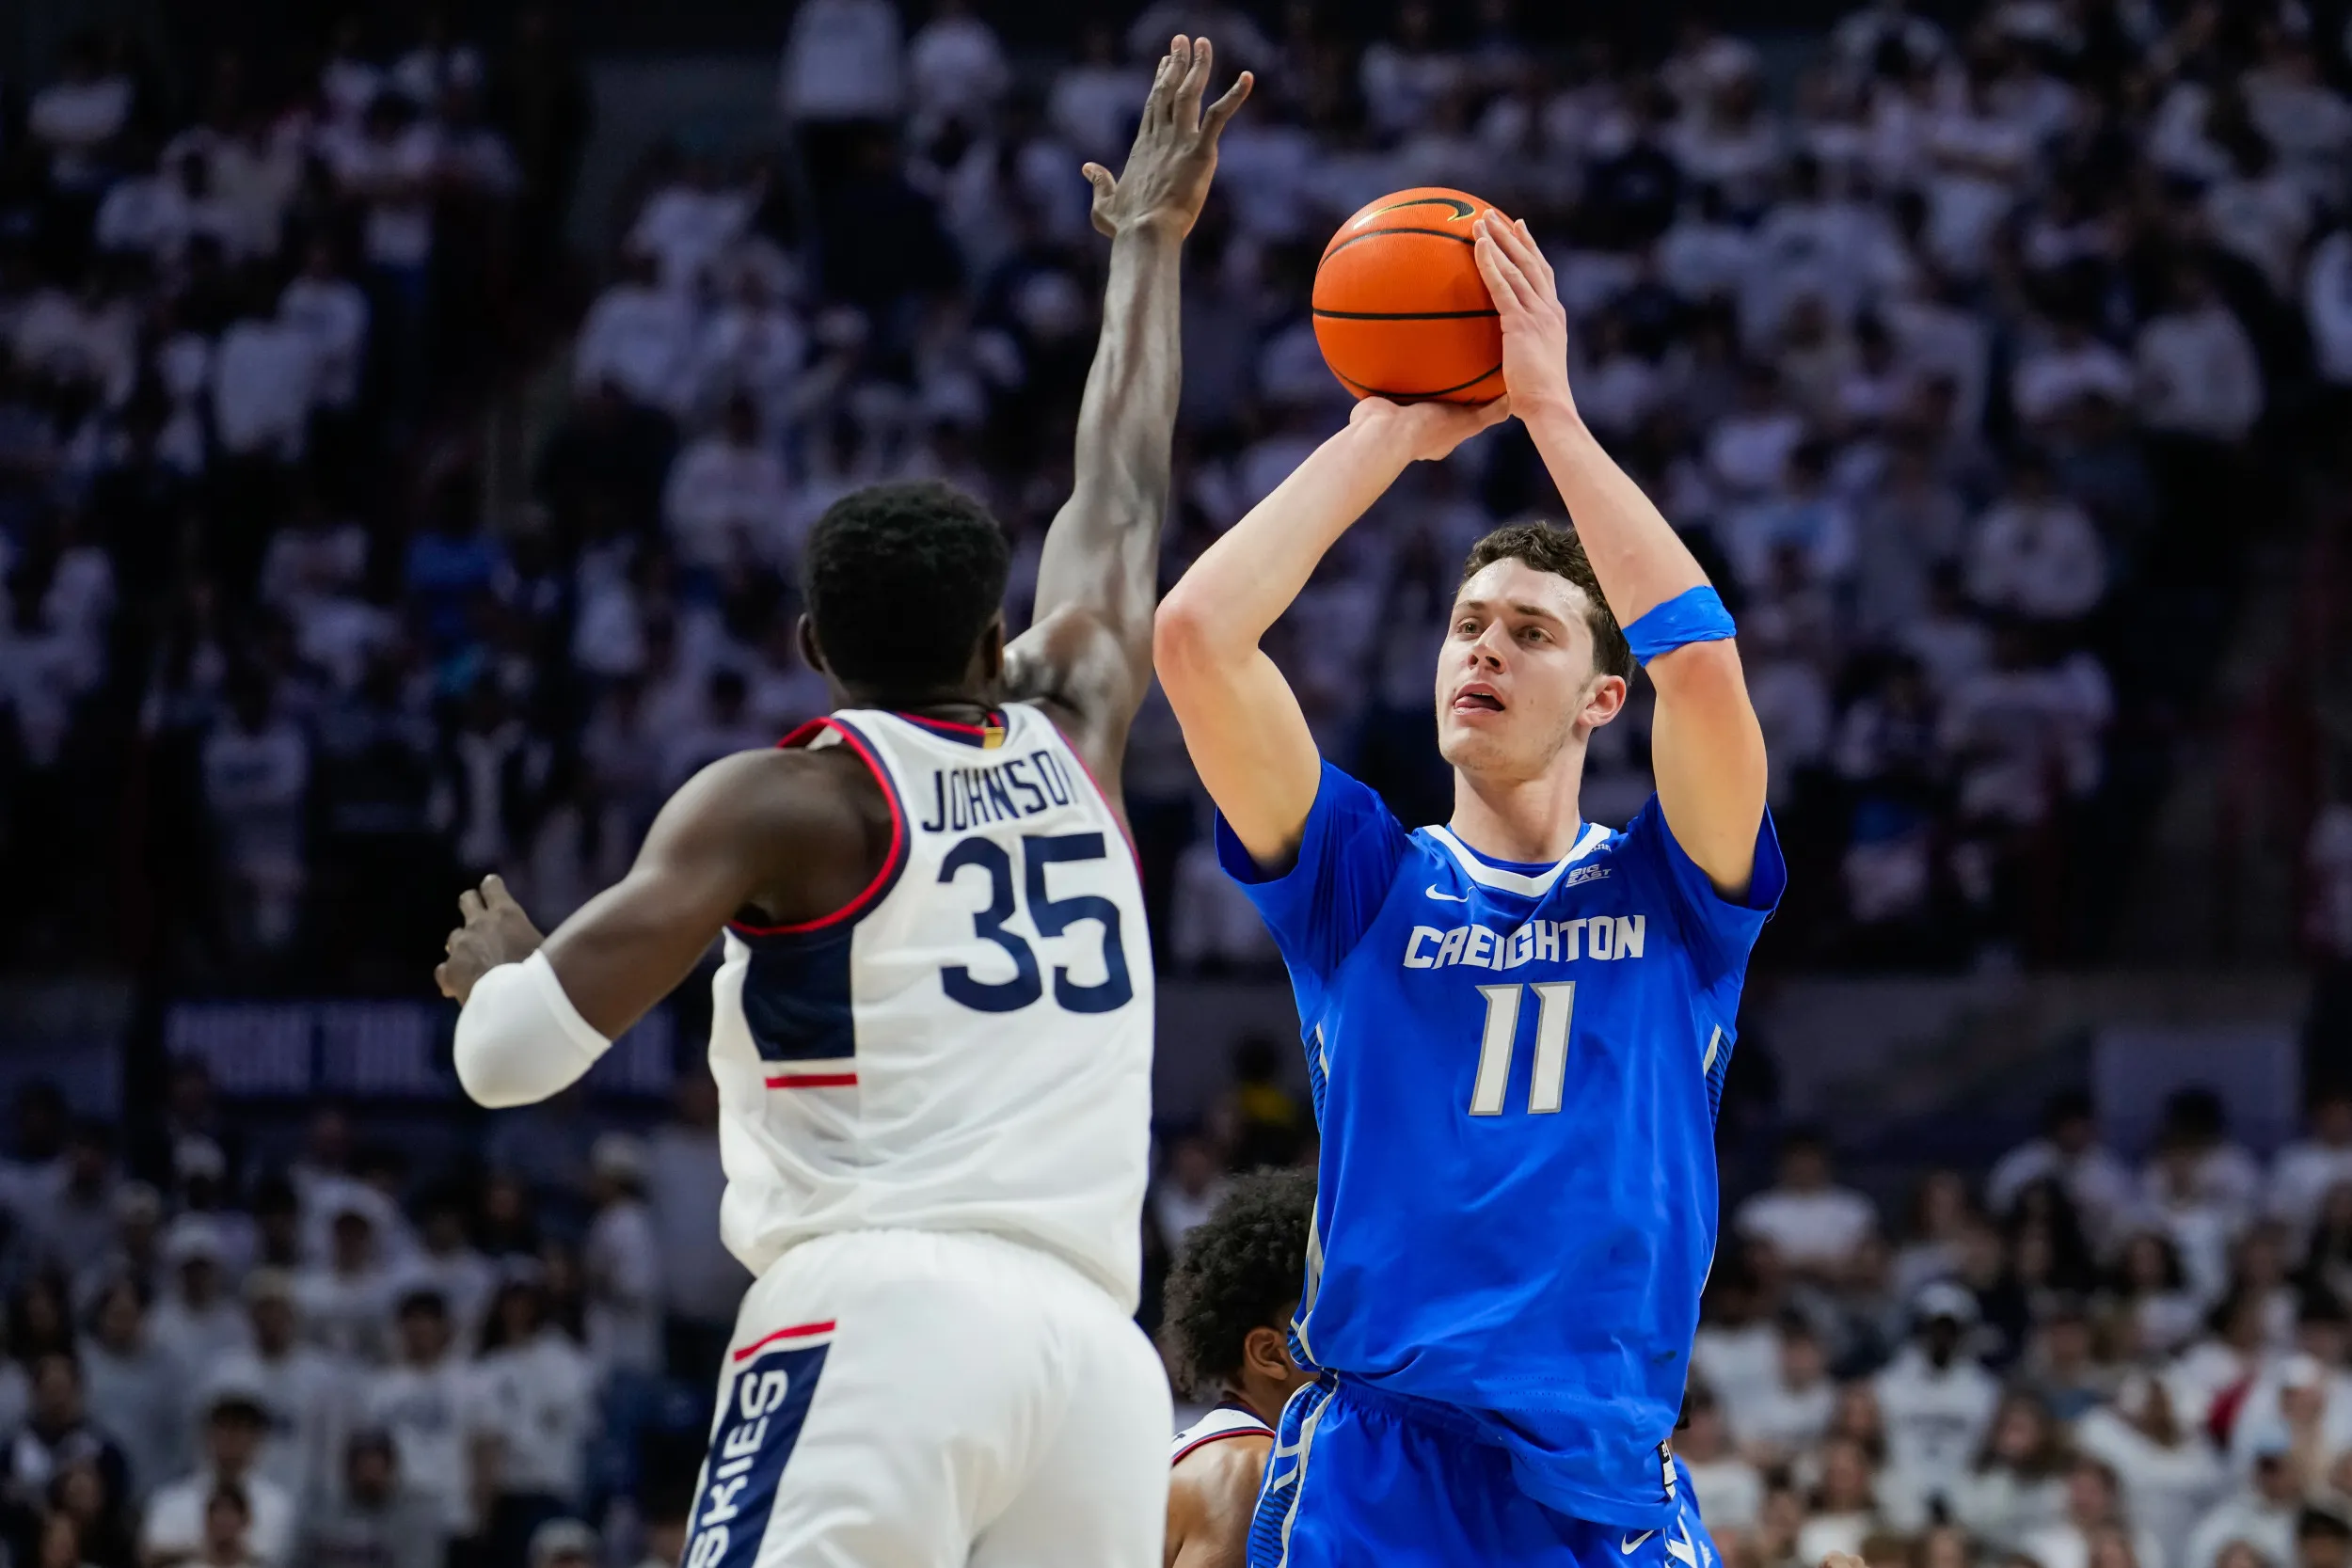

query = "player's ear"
(1241, 1323), (1293, 1382)
(1580, 673), (1629, 734)
(797, 614), (830, 675)
(976, 611), (1007, 683)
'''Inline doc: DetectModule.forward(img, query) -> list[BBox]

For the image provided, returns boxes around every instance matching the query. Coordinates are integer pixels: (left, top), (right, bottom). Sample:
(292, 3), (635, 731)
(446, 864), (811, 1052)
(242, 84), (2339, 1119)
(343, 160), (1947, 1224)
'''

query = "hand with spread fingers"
(1083, 33), (1252, 239)
(435, 874), (546, 1005)
(1471, 212), (1578, 424)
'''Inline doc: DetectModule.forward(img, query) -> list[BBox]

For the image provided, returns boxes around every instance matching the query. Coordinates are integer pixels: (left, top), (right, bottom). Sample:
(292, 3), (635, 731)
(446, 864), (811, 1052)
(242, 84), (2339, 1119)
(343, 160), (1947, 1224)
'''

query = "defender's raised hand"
(1084, 35), (1252, 239)
(1472, 213), (1577, 423)
(436, 874), (546, 1005)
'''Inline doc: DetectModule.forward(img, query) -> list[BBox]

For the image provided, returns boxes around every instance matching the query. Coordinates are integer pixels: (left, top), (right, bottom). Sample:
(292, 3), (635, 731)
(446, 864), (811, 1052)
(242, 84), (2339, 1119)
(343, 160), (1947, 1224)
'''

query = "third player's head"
(1437, 520), (1632, 782)
(1165, 1167), (1319, 1424)
(801, 481), (1011, 708)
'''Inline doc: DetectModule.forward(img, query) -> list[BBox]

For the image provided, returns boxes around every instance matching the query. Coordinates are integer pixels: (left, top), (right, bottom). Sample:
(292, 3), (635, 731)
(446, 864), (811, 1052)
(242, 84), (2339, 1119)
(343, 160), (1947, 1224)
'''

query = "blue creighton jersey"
(1217, 764), (1784, 1528)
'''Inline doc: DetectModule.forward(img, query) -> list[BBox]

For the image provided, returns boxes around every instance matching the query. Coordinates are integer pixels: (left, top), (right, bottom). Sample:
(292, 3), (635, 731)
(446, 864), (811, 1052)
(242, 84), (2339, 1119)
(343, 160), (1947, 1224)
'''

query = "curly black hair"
(802, 481), (1011, 697)
(1165, 1168), (1316, 1395)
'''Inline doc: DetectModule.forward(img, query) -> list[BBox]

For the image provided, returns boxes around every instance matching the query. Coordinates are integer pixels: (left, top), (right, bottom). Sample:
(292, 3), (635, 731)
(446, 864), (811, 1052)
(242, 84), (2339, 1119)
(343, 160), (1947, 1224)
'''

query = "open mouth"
(1452, 684), (1504, 713)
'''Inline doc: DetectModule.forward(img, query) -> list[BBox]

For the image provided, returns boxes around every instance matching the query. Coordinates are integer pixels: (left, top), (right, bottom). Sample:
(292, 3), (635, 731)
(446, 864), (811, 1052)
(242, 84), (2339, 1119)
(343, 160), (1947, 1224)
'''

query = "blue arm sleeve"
(1214, 763), (1412, 990)
(1618, 797), (1786, 989)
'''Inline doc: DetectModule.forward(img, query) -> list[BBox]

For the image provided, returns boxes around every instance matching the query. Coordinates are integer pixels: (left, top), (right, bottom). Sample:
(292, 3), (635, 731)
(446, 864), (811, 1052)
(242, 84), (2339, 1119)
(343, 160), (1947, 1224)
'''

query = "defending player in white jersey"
(1163, 1170), (1318, 1568)
(434, 38), (1249, 1568)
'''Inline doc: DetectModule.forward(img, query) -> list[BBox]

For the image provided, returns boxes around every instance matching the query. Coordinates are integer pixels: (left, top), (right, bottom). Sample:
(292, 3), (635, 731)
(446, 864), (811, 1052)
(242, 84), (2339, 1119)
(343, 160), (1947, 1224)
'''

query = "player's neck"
(1447, 757), (1587, 864)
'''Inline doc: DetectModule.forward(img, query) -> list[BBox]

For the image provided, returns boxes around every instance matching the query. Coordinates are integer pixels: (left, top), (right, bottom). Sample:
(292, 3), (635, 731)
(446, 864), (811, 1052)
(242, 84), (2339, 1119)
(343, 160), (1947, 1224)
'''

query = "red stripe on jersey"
(764, 1071), (858, 1089)
(731, 1320), (837, 1360)
(729, 718), (907, 936)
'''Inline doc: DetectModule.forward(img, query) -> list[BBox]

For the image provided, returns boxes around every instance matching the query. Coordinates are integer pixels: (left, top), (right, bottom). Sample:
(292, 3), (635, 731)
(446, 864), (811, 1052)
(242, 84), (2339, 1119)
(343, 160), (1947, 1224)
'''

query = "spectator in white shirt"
(582, 1136), (660, 1379)
(2137, 266), (2265, 444)
(293, 1202), (393, 1365)
(201, 682), (311, 956)
(1954, 1392), (2073, 1554)
(211, 294), (319, 464)
(780, 0), (906, 123)
(2141, 1088), (2265, 1243)
(471, 1275), (596, 1564)
(395, 1195), (496, 1356)
(661, 394), (792, 572)
(278, 243), (371, 415)
(1736, 1128), (1879, 1278)
(150, 1218), (253, 1383)
(362, 1290), (484, 1543)
(27, 36), (133, 192)
(141, 1382), (294, 1567)
(213, 1268), (357, 1520)
(2076, 1372), (2230, 1560)
(2183, 1433), (2305, 1568)
(2306, 227), (2352, 388)
(1965, 454), (2106, 624)
(1989, 1090), (2136, 1248)
(627, 157), (758, 297)
(1731, 1314), (1838, 1463)
(1874, 1283), (2000, 1523)
(572, 252), (698, 415)
(906, 0), (1009, 139)
(647, 1078), (746, 1385)
(1050, 24), (1151, 162)
(2013, 315), (2136, 425)
(2271, 1089), (2352, 1240)
(2204, 136), (2311, 300)
(1678, 1387), (1766, 1532)
(80, 1273), (189, 1499)
(2021, 1455), (2168, 1568)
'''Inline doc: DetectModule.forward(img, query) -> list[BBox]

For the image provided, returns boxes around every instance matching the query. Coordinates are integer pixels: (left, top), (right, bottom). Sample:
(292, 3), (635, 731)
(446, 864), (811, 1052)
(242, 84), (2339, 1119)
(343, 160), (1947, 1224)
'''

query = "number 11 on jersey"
(1469, 982), (1575, 1117)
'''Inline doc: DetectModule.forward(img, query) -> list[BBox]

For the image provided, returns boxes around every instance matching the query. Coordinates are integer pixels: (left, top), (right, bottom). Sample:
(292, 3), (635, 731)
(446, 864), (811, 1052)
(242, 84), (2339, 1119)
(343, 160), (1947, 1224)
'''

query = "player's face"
(1435, 560), (1625, 779)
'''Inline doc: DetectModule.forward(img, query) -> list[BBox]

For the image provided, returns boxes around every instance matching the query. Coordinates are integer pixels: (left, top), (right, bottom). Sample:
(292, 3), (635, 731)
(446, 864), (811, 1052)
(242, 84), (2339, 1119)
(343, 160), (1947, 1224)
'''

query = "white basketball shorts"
(677, 1227), (1171, 1568)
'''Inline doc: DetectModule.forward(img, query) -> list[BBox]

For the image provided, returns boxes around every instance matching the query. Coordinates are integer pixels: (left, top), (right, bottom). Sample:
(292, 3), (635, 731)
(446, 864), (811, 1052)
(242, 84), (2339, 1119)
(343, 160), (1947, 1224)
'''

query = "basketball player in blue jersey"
(435, 40), (1249, 1568)
(1153, 214), (1780, 1566)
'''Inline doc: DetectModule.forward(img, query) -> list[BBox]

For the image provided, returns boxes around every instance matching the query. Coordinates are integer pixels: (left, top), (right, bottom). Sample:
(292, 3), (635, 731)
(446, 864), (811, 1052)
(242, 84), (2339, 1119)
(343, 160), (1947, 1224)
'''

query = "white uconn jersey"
(707, 703), (1153, 1308)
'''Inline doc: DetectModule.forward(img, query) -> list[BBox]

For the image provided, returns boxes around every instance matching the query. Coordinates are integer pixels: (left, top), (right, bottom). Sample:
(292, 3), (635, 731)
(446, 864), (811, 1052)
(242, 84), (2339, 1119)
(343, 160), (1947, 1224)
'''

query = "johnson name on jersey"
(707, 704), (1154, 1308)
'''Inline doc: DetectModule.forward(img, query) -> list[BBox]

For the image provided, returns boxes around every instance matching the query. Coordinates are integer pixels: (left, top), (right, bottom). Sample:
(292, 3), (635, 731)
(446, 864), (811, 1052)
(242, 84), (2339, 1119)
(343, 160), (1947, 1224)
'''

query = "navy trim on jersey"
(739, 926), (857, 1070)
(729, 715), (911, 939)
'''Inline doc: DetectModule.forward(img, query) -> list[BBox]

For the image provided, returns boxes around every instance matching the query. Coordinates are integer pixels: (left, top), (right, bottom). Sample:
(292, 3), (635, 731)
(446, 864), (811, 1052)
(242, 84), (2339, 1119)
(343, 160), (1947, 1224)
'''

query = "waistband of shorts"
(1333, 1375), (1491, 1442)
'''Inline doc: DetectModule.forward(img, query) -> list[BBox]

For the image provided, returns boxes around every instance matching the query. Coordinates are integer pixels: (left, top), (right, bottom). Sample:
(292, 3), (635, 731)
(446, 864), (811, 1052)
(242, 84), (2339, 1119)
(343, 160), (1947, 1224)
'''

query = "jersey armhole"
(726, 715), (910, 938)
(1170, 1425), (1273, 1467)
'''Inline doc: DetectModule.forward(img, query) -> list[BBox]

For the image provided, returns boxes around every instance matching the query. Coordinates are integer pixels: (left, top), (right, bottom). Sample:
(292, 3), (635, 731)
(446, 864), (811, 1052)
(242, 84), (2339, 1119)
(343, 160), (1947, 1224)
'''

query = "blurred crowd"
(0, 0), (2346, 990)
(0, 1066), (742, 1568)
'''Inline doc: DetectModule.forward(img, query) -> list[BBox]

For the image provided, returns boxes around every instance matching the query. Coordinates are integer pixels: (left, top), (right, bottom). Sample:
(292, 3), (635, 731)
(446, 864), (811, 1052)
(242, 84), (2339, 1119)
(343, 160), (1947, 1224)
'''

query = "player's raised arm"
(436, 748), (870, 1105)
(1470, 214), (1769, 895)
(1154, 396), (1506, 867)
(1004, 35), (1249, 784)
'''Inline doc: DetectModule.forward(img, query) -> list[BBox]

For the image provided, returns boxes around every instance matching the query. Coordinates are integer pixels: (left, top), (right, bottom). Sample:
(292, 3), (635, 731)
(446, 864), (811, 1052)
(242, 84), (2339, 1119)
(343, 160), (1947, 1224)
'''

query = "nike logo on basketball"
(1622, 1533), (1656, 1554)
(1425, 886), (1468, 901)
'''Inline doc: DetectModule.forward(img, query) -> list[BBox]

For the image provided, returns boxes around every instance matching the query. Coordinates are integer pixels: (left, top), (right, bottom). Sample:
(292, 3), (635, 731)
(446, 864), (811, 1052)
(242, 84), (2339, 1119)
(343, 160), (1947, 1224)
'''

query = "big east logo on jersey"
(1403, 914), (1648, 971)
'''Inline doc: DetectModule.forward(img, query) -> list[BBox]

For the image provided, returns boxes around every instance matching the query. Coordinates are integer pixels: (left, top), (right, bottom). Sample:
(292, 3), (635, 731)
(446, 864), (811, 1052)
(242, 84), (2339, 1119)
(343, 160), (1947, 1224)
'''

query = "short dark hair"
(2299, 1508), (2352, 1545)
(1164, 1168), (1316, 1394)
(1458, 521), (1633, 679)
(803, 481), (1010, 696)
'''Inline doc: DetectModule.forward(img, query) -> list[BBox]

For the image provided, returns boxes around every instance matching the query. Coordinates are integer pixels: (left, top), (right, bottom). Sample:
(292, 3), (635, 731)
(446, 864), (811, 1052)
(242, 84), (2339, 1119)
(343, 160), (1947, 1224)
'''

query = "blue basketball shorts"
(1247, 1379), (1721, 1568)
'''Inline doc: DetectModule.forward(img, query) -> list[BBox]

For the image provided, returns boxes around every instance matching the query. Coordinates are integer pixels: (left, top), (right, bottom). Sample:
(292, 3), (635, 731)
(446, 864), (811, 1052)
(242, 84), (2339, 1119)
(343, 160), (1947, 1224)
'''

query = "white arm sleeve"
(453, 949), (612, 1108)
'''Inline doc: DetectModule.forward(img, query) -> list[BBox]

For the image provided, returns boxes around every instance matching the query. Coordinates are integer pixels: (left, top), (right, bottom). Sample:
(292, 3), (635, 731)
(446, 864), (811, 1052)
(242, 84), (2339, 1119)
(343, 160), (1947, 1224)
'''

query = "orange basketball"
(1312, 187), (1505, 404)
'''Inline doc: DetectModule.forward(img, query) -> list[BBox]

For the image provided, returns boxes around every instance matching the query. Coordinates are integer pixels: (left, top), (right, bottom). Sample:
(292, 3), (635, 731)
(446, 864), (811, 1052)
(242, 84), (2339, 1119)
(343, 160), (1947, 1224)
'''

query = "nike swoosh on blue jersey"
(1424, 885), (1468, 901)
(1621, 1533), (1657, 1554)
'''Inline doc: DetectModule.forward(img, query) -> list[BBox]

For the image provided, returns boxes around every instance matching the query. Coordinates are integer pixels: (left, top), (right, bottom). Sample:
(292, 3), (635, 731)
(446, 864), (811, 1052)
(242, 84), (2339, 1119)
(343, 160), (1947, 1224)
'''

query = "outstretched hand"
(1085, 35), (1252, 239)
(1472, 213), (1578, 422)
(1349, 392), (1512, 464)
(436, 874), (546, 1005)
